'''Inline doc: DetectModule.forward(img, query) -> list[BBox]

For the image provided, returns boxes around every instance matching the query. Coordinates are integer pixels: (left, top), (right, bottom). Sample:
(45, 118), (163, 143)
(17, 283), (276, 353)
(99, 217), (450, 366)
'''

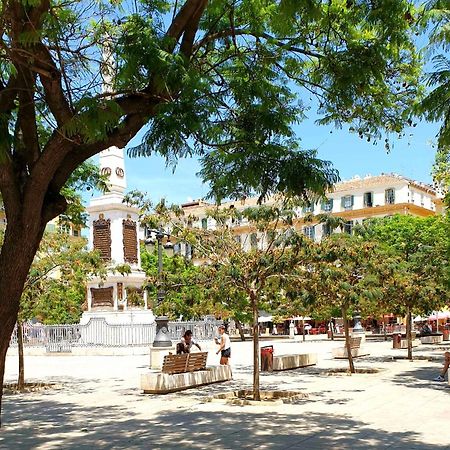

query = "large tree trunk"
(0, 221), (46, 426)
(17, 321), (25, 391)
(250, 290), (260, 401)
(343, 306), (355, 374)
(406, 307), (413, 361)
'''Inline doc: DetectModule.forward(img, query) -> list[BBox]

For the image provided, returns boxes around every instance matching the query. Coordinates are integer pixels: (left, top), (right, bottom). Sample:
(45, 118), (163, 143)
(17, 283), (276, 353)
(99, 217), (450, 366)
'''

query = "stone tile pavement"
(1, 337), (449, 449)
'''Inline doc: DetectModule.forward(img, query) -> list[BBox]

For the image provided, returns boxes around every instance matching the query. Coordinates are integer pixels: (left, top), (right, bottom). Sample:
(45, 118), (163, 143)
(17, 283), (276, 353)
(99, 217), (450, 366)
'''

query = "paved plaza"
(1, 337), (450, 449)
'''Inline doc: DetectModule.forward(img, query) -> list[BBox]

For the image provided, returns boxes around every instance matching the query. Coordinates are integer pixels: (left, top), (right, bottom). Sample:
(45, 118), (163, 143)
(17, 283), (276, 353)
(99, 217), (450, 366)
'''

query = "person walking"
(215, 325), (231, 365)
(434, 351), (450, 382)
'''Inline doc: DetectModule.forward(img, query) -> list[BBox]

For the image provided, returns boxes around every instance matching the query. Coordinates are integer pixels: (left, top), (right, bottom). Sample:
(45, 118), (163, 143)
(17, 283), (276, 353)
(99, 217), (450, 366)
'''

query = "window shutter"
(341, 197), (345, 208)
(350, 195), (354, 206)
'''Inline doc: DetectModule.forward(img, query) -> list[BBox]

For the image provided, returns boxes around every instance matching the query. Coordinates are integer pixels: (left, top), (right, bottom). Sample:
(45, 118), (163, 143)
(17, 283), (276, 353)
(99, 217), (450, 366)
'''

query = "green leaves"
(20, 232), (107, 324)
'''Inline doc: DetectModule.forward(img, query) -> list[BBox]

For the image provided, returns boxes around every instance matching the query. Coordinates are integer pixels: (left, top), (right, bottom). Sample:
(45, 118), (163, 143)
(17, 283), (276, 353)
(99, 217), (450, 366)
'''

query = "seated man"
(176, 330), (201, 355)
(434, 351), (450, 382)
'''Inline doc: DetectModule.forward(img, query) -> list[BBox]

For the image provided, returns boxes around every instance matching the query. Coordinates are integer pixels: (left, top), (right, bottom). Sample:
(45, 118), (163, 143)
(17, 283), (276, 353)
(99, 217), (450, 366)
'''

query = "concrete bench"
(420, 335), (443, 345)
(399, 339), (420, 349)
(332, 336), (369, 359)
(141, 365), (232, 394)
(272, 353), (317, 371)
(161, 352), (207, 375)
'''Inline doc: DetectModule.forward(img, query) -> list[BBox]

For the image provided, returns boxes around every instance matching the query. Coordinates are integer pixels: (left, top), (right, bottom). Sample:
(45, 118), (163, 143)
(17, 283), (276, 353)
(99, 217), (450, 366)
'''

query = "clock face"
(100, 167), (112, 176)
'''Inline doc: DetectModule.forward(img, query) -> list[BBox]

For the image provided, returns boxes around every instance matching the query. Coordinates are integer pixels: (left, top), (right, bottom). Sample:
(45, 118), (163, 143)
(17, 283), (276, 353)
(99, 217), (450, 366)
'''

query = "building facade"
(180, 174), (440, 250)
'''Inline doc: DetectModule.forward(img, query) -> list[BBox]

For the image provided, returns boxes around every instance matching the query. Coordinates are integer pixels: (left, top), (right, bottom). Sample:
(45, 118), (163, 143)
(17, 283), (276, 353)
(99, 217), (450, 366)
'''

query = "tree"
(15, 231), (106, 390)
(141, 246), (211, 320)
(180, 204), (310, 400)
(360, 214), (450, 359)
(301, 233), (381, 373)
(0, 0), (422, 420)
(418, 1), (450, 206)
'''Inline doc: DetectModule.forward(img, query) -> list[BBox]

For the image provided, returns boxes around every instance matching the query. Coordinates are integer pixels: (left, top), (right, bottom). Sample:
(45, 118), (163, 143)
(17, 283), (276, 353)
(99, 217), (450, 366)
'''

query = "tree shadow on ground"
(1, 394), (449, 450)
(390, 365), (450, 392)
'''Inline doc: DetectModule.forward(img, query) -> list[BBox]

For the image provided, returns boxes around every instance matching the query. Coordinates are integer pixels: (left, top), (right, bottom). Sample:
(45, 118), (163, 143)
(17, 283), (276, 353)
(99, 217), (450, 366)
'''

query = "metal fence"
(9, 318), (221, 352)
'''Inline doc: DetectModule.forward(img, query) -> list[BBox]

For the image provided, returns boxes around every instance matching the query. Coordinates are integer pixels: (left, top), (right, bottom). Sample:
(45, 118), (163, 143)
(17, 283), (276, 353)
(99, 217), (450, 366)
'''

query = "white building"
(180, 173), (440, 247)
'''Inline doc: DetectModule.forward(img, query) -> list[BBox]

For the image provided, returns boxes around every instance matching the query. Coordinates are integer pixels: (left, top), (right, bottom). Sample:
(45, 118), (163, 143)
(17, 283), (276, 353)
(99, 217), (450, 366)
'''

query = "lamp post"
(146, 227), (173, 348)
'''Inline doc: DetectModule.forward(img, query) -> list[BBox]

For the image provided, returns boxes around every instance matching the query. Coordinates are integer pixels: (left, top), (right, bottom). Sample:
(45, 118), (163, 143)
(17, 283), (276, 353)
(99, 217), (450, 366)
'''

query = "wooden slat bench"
(349, 337), (362, 349)
(161, 352), (208, 375)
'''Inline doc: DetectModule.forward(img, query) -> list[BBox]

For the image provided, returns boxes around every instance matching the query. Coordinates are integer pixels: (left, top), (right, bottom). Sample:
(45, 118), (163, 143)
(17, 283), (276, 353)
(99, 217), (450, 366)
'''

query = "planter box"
(272, 353), (317, 371)
(140, 365), (232, 394)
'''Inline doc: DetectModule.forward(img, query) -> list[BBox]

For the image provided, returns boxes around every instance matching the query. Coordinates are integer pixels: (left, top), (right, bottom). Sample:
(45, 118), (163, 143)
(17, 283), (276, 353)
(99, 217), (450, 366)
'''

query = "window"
(344, 220), (353, 234)
(322, 223), (331, 237)
(73, 229), (80, 237)
(385, 188), (395, 205)
(363, 192), (373, 208)
(234, 235), (242, 245)
(173, 243), (181, 255)
(321, 199), (333, 212)
(341, 195), (354, 211)
(410, 191), (415, 203)
(420, 194), (424, 206)
(303, 226), (315, 240)
(250, 233), (258, 250)
(302, 204), (314, 214)
(201, 218), (208, 230)
(185, 243), (193, 259)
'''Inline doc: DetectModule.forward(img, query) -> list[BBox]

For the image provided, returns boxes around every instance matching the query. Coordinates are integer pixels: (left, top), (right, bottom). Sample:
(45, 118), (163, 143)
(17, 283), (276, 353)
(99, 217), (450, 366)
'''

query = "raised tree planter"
(332, 336), (370, 359)
(272, 353), (317, 371)
(420, 335), (443, 345)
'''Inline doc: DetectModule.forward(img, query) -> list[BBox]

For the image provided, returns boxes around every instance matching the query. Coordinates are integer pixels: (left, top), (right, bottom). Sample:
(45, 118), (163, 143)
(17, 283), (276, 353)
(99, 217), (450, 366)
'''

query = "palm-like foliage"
(419, 1), (450, 204)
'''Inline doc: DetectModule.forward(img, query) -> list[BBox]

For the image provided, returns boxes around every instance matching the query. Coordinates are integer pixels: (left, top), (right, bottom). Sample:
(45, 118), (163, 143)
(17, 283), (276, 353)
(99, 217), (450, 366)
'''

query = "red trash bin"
(261, 345), (274, 372)
(393, 333), (402, 349)
(443, 329), (450, 341)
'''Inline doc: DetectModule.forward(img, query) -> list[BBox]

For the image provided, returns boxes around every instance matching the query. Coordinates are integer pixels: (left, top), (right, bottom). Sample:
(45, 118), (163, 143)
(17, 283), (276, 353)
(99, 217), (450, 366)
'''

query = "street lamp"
(145, 227), (173, 348)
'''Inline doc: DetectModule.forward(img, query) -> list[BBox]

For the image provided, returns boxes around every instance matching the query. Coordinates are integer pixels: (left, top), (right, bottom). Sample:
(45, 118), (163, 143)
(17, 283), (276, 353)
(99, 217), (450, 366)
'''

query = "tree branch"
(166, 0), (206, 53)
(179, 0), (208, 59)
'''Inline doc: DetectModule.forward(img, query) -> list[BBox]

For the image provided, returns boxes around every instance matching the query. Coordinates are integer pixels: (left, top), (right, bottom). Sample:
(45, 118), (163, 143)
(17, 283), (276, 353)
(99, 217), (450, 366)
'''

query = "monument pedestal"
(351, 332), (366, 344)
(149, 345), (176, 370)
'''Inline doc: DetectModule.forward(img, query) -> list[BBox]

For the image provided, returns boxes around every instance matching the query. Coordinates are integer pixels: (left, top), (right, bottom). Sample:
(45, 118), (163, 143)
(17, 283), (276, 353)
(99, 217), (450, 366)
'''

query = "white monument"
(80, 144), (154, 325)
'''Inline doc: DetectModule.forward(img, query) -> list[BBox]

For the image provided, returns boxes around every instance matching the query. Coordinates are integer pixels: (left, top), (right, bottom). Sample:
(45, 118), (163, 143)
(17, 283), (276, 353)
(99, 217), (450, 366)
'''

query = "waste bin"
(393, 333), (402, 349)
(261, 345), (274, 372)
(443, 328), (450, 341)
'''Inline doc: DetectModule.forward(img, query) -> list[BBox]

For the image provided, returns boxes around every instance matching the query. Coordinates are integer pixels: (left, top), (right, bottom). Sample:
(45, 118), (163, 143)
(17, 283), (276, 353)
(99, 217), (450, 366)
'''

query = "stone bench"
(332, 336), (369, 359)
(141, 365), (232, 394)
(272, 353), (317, 371)
(420, 335), (443, 345)
(398, 339), (420, 349)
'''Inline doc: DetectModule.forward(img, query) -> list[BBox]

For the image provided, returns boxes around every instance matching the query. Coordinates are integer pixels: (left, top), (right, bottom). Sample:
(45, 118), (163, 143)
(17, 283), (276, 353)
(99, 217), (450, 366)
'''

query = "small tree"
(302, 233), (381, 373)
(181, 204), (310, 400)
(17, 231), (106, 389)
(360, 214), (450, 359)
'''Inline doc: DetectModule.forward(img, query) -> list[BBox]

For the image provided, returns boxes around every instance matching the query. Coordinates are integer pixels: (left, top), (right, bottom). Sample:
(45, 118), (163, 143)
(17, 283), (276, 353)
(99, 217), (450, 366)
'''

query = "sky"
(90, 115), (440, 206)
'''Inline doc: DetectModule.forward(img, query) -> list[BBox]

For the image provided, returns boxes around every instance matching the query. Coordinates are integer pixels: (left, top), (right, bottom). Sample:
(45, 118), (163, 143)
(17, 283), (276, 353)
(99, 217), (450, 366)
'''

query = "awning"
(413, 315), (426, 322)
(258, 310), (273, 323)
(290, 316), (312, 321)
(428, 311), (450, 320)
(258, 315), (273, 323)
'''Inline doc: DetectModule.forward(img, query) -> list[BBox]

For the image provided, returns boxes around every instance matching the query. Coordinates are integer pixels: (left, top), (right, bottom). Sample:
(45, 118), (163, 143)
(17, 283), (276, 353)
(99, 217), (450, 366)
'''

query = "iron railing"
(9, 318), (222, 351)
